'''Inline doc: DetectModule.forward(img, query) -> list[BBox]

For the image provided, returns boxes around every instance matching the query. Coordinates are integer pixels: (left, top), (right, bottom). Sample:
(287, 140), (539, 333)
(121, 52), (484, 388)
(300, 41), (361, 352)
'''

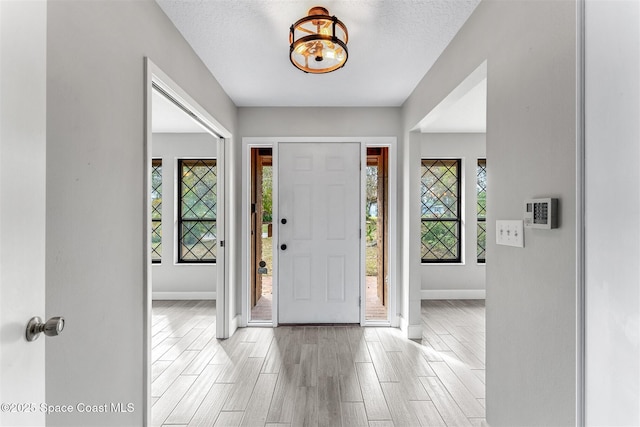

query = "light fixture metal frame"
(289, 8), (349, 74)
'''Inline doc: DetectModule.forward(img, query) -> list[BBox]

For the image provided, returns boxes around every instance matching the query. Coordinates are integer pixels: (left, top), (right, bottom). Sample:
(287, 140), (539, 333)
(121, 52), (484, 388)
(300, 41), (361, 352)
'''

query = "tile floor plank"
(340, 402), (368, 427)
(183, 338), (222, 375)
(152, 375), (196, 427)
(409, 400), (447, 427)
(440, 334), (485, 369)
(376, 328), (404, 352)
(355, 363), (391, 421)
(347, 328), (372, 363)
(215, 342), (253, 384)
(159, 329), (204, 361)
(187, 323), (217, 351)
(187, 383), (233, 427)
(282, 328), (303, 366)
(261, 331), (288, 374)
(214, 411), (244, 427)
(420, 376), (474, 427)
(318, 375), (341, 427)
(368, 421), (395, 427)
(222, 357), (264, 411)
(152, 350), (198, 398)
(440, 353), (486, 399)
(385, 351), (429, 400)
(299, 343), (318, 387)
(165, 364), (224, 425)
(249, 328), (275, 358)
(266, 364), (301, 424)
(429, 362), (485, 418)
(240, 373), (278, 427)
(292, 386), (319, 427)
(380, 382), (421, 426)
(366, 341), (399, 383)
(153, 337), (181, 363)
(318, 328), (339, 377)
(152, 360), (173, 382)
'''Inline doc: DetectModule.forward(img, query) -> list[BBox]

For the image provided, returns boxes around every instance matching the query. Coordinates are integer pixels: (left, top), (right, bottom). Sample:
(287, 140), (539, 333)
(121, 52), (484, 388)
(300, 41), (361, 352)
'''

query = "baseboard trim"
(421, 289), (486, 300)
(399, 316), (422, 340)
(152, 291), (216, 300)
(230, 314), (241, 336)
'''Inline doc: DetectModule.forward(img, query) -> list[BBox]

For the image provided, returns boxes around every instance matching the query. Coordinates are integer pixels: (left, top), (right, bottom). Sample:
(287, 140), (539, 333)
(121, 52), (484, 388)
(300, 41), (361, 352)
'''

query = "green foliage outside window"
(262, 166), (272, 223)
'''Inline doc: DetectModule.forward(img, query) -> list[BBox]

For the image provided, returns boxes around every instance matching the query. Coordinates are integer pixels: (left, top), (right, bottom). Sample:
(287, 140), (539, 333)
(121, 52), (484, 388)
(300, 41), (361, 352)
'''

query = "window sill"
(174, 262), (217, 266)
(421, 262), (464, 266)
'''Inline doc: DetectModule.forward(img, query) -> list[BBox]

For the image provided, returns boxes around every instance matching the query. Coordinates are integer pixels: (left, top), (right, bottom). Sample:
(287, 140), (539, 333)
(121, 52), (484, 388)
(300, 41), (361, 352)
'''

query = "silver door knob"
(26, 316), (65, 342)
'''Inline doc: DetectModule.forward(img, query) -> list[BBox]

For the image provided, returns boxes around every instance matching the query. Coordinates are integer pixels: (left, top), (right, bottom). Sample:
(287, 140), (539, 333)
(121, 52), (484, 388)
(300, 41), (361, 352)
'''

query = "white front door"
(278, 142), (361, 323)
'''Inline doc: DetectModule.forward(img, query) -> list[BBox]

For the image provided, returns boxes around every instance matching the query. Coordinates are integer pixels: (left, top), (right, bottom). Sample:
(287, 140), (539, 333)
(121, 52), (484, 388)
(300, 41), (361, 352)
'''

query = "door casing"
(241, 137), (398, 328)
(144, 58), (232, 425)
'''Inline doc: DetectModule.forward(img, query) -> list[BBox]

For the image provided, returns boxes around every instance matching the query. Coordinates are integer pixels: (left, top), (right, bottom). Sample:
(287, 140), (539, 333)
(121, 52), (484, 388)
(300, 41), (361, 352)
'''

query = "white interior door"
(278, 142), (361, 323)
(0, 2), (47, 426)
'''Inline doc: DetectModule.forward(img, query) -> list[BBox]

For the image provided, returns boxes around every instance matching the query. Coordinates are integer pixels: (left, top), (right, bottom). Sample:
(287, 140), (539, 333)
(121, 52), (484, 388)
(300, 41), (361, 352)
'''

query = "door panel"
(278, 142), (360, 323)
(0, 2), (47, 426)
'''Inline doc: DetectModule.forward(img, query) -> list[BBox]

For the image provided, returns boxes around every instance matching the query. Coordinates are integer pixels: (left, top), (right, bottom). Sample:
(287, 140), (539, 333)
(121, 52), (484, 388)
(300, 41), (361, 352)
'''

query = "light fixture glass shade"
(289, 6), (349, 74)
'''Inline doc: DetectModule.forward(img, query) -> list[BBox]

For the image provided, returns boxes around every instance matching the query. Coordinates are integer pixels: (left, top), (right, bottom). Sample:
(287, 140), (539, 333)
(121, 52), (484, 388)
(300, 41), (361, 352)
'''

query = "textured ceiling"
(156, 0), (481, 107)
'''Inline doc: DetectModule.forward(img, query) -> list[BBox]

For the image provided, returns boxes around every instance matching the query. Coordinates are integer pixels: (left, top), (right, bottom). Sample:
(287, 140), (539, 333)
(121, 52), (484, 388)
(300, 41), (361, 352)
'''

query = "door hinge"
(220, 240), (224, 248)
(359, 228), (362, 239)
(359, 296), (361, 307)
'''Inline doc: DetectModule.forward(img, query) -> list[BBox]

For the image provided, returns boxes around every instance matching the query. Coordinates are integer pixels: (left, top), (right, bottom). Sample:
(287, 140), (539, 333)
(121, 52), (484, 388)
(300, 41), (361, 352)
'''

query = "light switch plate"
(496, 220), (524, 247)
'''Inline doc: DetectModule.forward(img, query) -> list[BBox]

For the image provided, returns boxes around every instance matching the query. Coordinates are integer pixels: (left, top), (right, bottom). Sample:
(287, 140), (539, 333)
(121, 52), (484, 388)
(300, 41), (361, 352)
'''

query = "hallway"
(151, 299), (485, 426)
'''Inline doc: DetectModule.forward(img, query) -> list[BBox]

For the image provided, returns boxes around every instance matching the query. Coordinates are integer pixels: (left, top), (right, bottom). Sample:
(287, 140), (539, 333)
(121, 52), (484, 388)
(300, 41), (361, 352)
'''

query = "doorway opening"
(145, 58), (231, 426)
(250, 147), (273, 322)
(365, 147), (389, 321)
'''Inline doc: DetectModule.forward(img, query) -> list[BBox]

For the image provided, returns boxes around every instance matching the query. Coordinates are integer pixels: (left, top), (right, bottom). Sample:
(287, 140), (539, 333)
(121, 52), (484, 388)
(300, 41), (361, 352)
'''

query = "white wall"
(239, 107), (401, 138)
(45, 1), (237, 425)
(151, 133), (218, 299)
(403, 0), (578, 424)
(417, 133), (486, 298)
(0, 2), (47, 426)
(585, 0), (640, 424)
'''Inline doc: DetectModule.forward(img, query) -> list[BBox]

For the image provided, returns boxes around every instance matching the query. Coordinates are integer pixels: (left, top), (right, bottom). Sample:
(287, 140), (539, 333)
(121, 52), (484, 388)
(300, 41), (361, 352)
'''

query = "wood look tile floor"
(152, 299), (485, 427)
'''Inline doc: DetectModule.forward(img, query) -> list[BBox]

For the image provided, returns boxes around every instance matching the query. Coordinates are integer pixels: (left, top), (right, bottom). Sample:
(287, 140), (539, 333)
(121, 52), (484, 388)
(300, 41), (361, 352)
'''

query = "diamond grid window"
(179, 159), (217, 263)
(151, 159), (162, 263)
(421, 159), (461, 263)
(477, 159), (486, 263)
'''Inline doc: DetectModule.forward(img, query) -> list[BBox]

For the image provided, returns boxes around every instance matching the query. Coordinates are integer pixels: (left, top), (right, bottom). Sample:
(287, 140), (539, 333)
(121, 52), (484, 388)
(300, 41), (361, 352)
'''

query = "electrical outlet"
(496, 220), (524, 247)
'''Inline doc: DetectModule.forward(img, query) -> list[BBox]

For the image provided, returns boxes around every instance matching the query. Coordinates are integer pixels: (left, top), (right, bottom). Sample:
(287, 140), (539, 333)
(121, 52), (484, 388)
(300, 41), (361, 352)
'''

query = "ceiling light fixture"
(289, 6), (349, 74)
